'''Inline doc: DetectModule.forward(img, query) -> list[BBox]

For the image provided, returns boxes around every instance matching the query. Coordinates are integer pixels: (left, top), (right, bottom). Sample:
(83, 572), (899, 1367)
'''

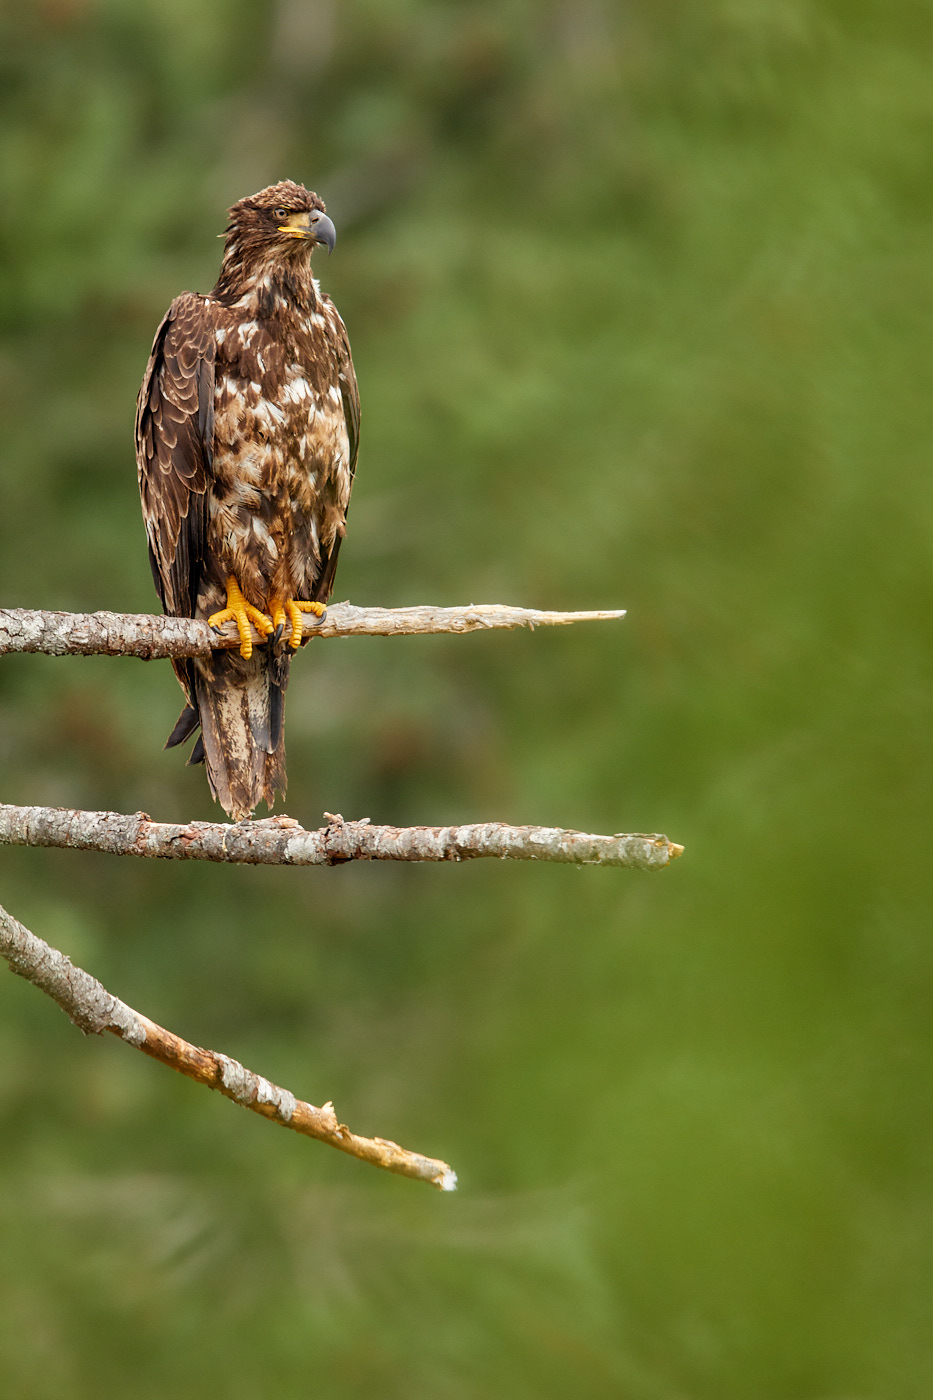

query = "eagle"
(135, 181), (359, 820)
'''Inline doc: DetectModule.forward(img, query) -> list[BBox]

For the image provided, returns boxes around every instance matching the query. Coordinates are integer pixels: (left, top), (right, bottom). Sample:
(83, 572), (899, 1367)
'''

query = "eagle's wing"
(311, 306), (360, 603)
(135, 292), (215, 624)
(338, 314), (361, 487)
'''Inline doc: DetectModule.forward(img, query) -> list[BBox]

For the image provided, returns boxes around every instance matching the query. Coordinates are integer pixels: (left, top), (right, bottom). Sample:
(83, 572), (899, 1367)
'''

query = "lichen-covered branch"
(0, 898), (456, 1190)
(0, 601), (626, 659)
(0, 804), (683, 870)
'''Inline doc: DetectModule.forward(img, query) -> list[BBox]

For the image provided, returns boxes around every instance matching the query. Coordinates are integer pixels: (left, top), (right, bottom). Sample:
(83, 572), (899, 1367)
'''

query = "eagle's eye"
(274, 207), (289, 221)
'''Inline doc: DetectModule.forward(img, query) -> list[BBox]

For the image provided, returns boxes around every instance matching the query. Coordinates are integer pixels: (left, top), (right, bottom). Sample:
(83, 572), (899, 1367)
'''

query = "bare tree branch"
(0, 598), (680, 1186)
(0, 602), (626, 660)
(0, 804), (683, 870)
(0, 898), (457, 1190)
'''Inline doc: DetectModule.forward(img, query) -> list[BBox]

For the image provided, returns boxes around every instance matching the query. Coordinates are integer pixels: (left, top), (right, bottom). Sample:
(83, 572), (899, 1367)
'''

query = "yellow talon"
(269, 599), (288, 637)
(208, 576), (274, 659)
(269, 597), (327, 649)
(289, 598), (327, 648)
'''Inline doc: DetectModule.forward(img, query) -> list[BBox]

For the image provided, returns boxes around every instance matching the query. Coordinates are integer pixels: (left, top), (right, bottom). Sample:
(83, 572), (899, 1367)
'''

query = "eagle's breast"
(203, 296), (351, 615)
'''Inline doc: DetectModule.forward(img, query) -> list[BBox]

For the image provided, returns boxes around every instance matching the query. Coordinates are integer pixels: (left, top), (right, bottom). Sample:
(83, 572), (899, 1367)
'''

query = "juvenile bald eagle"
(135, 181), (359, 820)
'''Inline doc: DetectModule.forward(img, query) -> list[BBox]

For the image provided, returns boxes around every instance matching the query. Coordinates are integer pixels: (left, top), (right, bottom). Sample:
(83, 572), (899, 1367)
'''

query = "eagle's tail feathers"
(164, 702), (201, 750)
(268, 650), (289, 753)
(192, 650), (290, 821)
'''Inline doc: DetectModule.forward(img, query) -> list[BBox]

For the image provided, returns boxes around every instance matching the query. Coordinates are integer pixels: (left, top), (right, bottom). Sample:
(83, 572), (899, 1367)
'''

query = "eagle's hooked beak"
(283, 210), (336, 253)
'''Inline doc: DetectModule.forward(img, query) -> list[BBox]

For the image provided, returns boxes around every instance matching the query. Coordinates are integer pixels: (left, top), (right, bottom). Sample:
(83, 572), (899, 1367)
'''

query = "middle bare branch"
(0, 804), (682, 870)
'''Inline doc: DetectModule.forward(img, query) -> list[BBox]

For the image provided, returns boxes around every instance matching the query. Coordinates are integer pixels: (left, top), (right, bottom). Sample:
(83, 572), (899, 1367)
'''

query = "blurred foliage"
(2, 0), (933, 1396)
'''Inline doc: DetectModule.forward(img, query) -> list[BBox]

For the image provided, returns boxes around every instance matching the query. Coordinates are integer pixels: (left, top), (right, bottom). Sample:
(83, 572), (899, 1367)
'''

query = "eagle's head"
(224, 180), (336, 260)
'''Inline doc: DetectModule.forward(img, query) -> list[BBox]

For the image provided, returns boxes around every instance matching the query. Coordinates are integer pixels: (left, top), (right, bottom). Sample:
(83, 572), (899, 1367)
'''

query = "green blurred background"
(2, 1), (932, 1395)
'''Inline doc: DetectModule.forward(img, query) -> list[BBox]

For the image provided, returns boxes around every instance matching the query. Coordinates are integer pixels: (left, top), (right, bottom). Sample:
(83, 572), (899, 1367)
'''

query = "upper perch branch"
(0, 602), (626, 659)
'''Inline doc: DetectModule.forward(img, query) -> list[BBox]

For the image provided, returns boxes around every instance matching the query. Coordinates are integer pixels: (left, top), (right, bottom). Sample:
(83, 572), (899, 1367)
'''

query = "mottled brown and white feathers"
(135, 180), (360, 819)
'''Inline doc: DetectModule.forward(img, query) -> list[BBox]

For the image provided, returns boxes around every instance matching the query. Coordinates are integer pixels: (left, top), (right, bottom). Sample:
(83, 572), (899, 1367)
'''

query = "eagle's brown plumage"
(135, 181), (359, 819)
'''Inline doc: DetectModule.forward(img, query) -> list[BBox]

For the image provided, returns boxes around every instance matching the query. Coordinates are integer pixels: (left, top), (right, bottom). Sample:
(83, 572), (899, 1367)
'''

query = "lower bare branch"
(0, 804), (683, 869)
(0, 602), (626, 660)
(0, 898), (456, 1190)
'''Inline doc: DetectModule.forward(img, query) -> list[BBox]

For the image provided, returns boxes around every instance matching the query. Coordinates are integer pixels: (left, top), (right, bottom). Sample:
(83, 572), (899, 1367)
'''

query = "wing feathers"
(310, 300), (360, 604)
(135, 293), (215, 626)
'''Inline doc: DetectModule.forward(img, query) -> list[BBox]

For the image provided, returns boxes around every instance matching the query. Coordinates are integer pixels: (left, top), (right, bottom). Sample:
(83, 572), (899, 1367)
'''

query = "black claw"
(273, 622), (285, 645)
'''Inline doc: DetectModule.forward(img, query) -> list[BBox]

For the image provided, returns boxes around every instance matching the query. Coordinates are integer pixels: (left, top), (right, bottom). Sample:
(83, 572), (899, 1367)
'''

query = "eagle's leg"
(207, 575), (275, 659)
(269, 597), (327, 649)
